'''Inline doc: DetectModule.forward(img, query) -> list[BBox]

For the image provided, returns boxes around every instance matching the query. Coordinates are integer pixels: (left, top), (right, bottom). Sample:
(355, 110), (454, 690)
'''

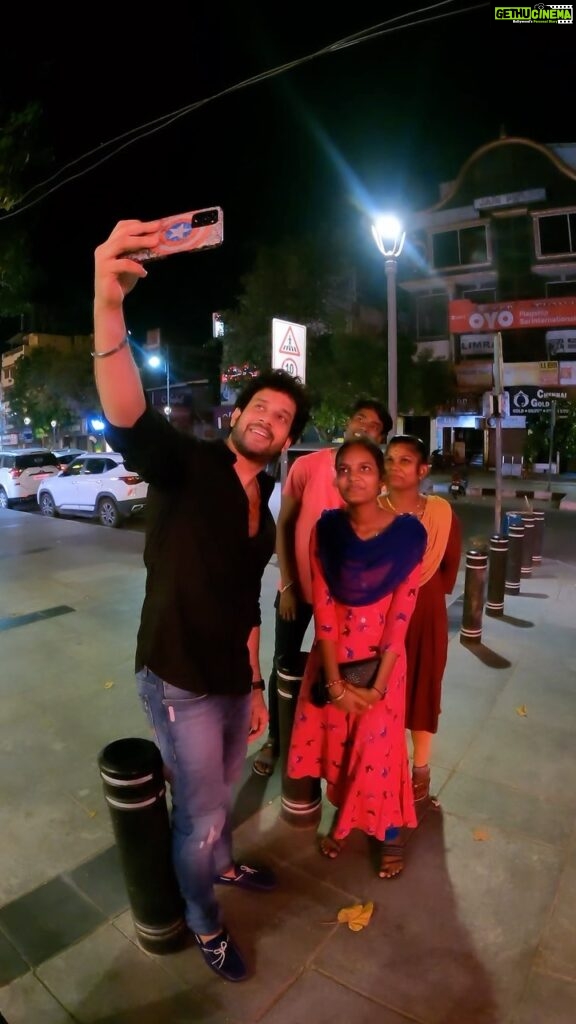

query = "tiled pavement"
(1, 492), (576, 1022)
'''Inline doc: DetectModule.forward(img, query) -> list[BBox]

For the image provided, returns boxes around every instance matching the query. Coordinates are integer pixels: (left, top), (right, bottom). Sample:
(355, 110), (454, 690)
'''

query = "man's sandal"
(252, 740), (278, 778)
(378, 843), (405, 879)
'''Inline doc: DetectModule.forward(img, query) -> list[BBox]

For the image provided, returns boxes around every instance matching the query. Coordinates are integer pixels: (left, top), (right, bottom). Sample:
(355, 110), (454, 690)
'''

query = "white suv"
(0, 448), (61, 508)
(37, 452), (148, 527)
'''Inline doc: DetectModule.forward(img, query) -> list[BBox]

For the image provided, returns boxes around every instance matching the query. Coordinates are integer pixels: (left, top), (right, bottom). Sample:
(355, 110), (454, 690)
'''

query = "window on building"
(431, 225), (489, 270)
(416, 293), (448, 339)
(536, 211), (576, 257)
(461, 286), (496, 304)
(546, 280), (576, 298)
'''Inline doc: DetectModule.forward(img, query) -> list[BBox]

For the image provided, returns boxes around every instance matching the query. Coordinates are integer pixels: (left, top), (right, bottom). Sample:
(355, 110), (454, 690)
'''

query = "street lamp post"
(50, 419), (57, 447)
(371, 214), (406, 435)
(147, 346), (171, 418)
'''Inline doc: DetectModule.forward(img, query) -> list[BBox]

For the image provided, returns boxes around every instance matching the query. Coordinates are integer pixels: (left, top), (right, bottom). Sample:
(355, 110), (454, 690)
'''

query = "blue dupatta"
(315, 509), (426, 607)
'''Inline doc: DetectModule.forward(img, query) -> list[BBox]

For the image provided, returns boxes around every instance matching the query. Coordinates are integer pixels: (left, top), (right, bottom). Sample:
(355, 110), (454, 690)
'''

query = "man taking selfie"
(93, 218), (311, 982)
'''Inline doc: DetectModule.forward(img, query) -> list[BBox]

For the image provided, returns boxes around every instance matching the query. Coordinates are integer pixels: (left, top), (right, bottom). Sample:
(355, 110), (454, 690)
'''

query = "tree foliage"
(0, 102), (47, 318)
(7, 346), (99, 435)
(523, 403), (576, 467)
(221, 234), (456, 433)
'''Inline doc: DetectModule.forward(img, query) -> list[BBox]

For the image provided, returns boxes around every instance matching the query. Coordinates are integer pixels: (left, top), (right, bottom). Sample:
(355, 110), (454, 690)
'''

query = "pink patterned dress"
(287, 519), (422, 842)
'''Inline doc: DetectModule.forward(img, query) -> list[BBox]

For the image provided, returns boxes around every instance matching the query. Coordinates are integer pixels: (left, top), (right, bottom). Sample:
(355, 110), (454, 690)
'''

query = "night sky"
(0, 3), (574, 349)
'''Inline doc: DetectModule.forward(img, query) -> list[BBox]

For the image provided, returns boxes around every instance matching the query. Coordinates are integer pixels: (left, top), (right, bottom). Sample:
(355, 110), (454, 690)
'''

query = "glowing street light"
(147, 347), (171, 418)
(371, 214), (406, 435)
(50, 419), (57, 445)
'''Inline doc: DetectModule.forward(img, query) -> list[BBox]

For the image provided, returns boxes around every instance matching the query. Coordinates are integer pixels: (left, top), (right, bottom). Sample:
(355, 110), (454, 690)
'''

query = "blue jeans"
(136, 667), (251, 935)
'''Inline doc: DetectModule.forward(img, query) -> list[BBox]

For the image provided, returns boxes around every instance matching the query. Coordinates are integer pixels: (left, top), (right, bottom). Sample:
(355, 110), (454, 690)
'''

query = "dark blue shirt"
(105, 407), (276, 694)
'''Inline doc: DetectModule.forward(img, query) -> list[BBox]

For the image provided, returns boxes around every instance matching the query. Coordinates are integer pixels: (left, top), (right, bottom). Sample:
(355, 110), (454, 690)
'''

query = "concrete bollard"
(486, 534), (508, 617)
(460, 549), (488, 643)
(531, 510), (545, 564)
(98, 738), (187, 954)
(277, 652), (322, 828)
(518, 510), (535, 577)
(505, 519), (524, 595)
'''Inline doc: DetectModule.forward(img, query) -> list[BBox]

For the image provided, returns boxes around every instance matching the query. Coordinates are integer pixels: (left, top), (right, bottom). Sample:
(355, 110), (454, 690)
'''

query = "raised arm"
(93, 219), (160, 427)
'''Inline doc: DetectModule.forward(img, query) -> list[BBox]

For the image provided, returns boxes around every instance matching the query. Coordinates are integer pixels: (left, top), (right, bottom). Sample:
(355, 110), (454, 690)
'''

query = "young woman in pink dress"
(286, 438), (427, 878)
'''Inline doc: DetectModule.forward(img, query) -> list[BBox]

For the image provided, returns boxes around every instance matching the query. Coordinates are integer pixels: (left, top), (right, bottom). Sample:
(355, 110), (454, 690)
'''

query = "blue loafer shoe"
(193, 929), (248, 982)
(215, 862), (277, 891)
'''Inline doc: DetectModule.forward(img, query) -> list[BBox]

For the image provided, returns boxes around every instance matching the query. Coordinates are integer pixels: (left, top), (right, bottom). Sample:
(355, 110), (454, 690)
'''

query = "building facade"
(399, 135), (576, 469)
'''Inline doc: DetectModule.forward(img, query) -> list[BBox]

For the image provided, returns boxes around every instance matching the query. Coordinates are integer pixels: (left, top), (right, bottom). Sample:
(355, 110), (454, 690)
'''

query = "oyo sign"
(468, 309), (513, 331)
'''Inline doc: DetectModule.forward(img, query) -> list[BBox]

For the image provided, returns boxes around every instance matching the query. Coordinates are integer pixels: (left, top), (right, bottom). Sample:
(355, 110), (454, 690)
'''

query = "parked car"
(52, 447), (88, 471)
(37, 452), (148, 527)
(0, 448), (61, 508)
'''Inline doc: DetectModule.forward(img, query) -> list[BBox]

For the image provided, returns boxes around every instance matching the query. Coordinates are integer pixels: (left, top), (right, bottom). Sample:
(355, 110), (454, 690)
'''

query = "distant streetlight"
(23, 416), (31, 425)
(147, 347), (171, 419)
(371, 214), (406, 435)
(50, 419), (57, 446)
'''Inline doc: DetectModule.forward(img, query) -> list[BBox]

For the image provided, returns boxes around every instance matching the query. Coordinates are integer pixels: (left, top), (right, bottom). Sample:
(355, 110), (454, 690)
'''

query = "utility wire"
(0, 1), (489, 221)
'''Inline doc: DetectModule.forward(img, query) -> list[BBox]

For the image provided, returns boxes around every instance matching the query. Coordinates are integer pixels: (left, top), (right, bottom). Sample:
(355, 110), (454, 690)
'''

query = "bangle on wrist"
(91, 335), (130, 359)
(326, 678), (344, 689)
(279, 581), (294, 594)
(251, 679), (265, 691)
(330, 686), (346, 702)
(372, 686), (385, 699)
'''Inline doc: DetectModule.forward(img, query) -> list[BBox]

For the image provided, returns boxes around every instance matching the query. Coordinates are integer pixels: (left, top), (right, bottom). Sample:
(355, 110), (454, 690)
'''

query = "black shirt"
(105, 407), (276, 695)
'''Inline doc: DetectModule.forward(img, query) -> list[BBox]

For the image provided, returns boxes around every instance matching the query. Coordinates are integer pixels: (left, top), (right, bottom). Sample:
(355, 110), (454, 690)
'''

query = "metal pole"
(504, 517), (524, 594)
(532, 510), (545, 564)
(385, 258), (398, 435)
(519, 510), (535, 577)
(460, 549), (488, 644)
(547, 400), (556, 491)
(486, 534), (508, 617)
(98, 737), (187, 954)
(493, 332), (504, 535)
(166, 344), (171, 417)
(278, 652), (322, 828)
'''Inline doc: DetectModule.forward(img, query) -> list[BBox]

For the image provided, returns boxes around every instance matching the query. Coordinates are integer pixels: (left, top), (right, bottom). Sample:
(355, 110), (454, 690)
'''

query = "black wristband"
(251, 680), (265, 691)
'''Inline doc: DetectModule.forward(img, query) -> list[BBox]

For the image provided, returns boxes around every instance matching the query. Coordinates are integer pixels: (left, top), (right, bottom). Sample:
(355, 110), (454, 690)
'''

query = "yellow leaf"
(103, 680), (115, 689)
(337, 901), (374, 931)
(473, 827), (490, 842)
(516, 705), (527, 717)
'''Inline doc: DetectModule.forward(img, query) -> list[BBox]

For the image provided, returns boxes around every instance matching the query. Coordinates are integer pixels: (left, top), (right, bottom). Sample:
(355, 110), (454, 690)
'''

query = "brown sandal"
(378, 842), (405, 879)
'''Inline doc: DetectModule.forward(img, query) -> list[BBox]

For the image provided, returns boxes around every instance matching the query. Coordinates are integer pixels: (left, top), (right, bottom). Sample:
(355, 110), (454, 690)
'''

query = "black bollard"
(98, 738), (187, 954)
(531, 510), (545, 564)
(518, 510), (535, 577)
(460, 549), (488, 644)
(504, 519), (524, 595)
(486, 534), (508, 617)
(277, 652), (322, 828)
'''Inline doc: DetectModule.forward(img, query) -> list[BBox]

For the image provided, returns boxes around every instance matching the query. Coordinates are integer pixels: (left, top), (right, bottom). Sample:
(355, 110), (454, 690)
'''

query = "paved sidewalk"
(0, 506), (575, 1022)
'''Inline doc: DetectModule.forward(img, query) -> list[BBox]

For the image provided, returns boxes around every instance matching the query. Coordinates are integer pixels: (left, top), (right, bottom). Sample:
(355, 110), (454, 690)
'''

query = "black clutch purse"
(309, 656), (381, 708)
(339, 656), (381, 689)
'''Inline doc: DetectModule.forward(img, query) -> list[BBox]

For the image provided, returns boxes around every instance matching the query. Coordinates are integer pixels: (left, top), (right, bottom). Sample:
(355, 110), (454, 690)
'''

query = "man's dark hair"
(234, 369), (311, 442)
(349, 397), (392, 437)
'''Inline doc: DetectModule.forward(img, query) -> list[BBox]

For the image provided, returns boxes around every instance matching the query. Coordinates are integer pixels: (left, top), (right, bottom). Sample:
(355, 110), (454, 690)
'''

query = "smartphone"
(126, 206), (224, 262)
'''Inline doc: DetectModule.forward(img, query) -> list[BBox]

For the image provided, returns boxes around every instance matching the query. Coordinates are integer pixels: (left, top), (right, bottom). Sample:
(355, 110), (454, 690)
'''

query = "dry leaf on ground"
(473, 827), (490, 842)
(337, 901), (374, 932)
(516, 704), (528, 717)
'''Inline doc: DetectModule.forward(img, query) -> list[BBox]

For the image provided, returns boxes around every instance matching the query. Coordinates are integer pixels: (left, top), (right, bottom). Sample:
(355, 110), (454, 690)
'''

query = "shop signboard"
(505, 385), (576, 417)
